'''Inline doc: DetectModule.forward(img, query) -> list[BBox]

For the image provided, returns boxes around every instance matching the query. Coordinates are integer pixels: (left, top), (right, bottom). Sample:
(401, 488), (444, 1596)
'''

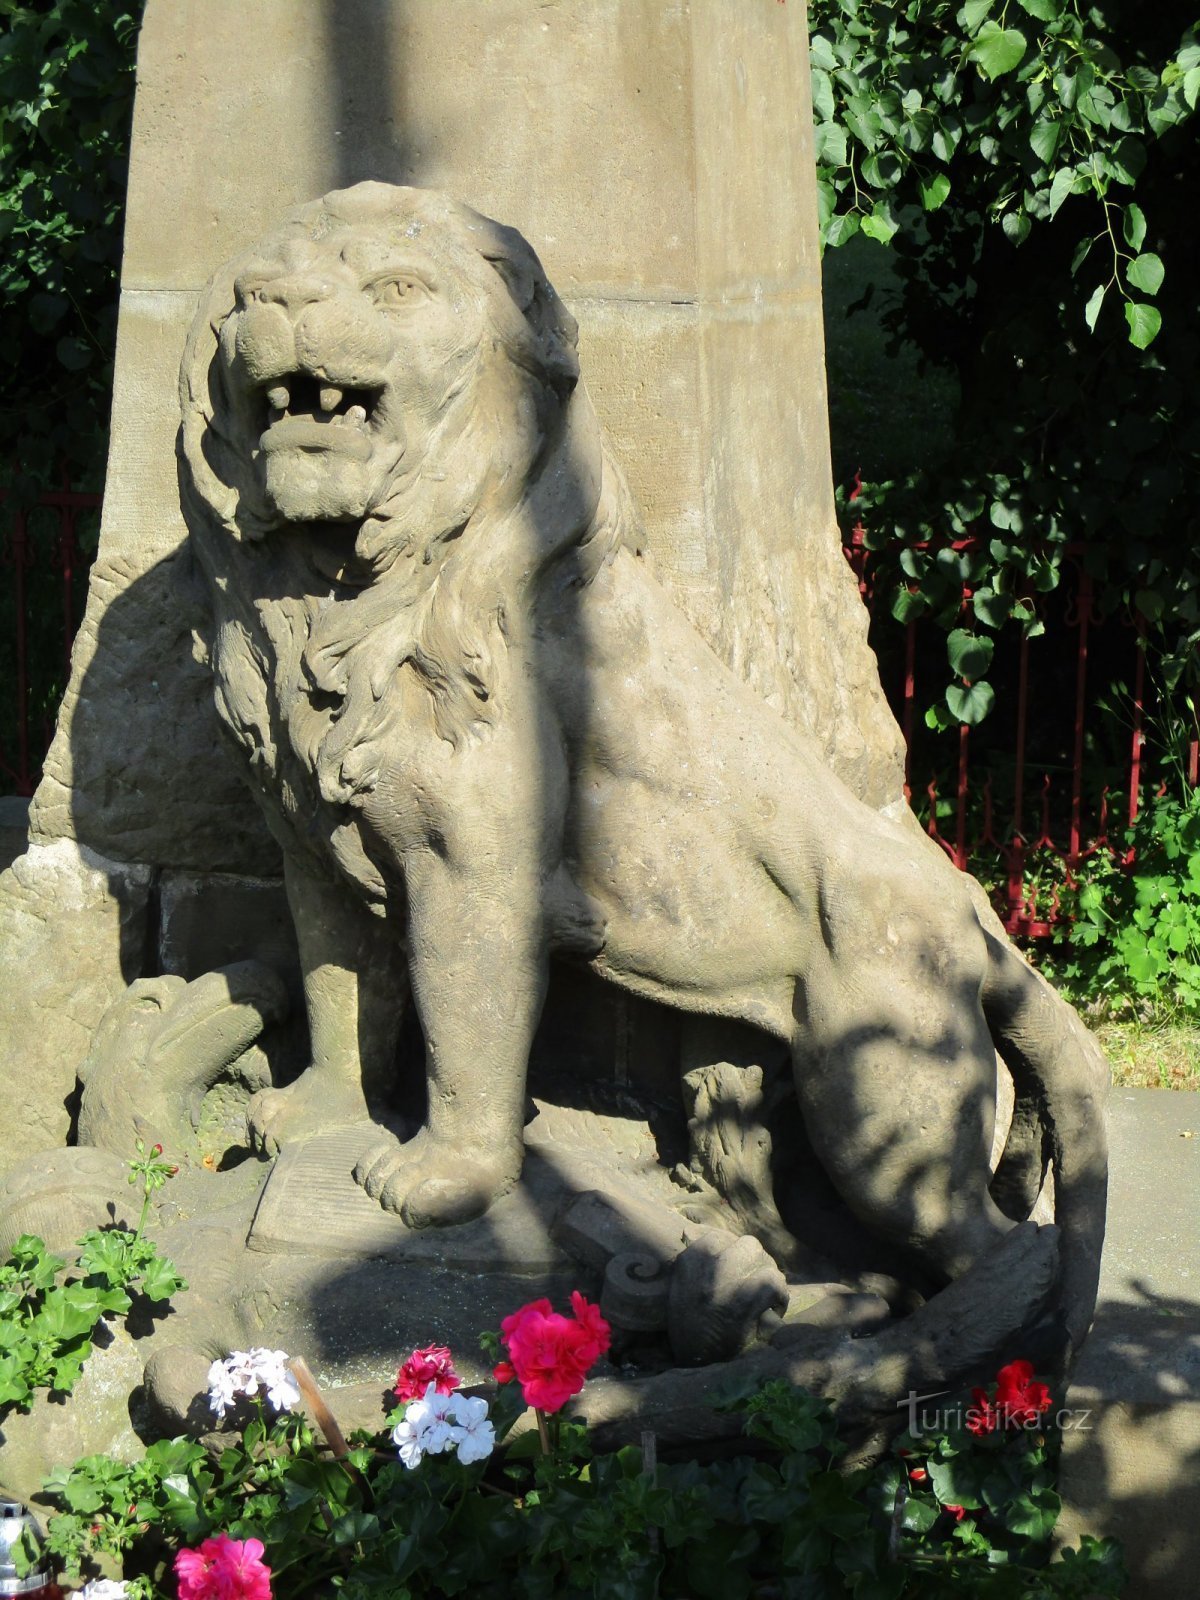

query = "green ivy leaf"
(1029, 118), (1061, 163)
(1017, 0), (1061, 19)
(972, 588), (1013, 627)
(1002, 210), (1032, 244)
(1121, 202), (1147, 249)
(811, 67), (835, 124)
(946, 680), (996, 724)
(861, 200), (899, 243)
(918, 172), (951, 210)
(1048, 166), (1076, 215)
(1126, 252), (1164, 295)
(814, 122), (848, 168)
(1083, 281), (1106, 332)
(971, 23), (1028, 81)
(1185, 65), (1200, 110)
(1124, 300), (1162, 349)
(959, 0), (994, 32)
(825, 212), (861, 248)
(947, 629), (995, 679)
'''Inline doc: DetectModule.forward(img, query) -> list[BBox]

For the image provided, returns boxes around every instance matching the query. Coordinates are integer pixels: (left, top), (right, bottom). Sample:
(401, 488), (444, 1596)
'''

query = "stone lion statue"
(179, 182), (1106, 1349)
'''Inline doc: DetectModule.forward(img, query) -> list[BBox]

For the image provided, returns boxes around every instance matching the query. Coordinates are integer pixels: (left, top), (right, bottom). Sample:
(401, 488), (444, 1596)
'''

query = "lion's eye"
(372, 277), (426, 309)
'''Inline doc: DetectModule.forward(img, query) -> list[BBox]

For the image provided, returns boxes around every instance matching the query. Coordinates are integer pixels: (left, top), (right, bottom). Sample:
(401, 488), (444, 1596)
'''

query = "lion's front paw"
(248, 1072), (371, 1156)
(352, 1130), (522, 1227)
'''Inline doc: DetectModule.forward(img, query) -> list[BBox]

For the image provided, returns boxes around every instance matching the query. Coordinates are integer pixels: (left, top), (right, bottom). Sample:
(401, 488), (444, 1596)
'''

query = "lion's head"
(180, 182), (589, 553)
(180, 183), (633, 793)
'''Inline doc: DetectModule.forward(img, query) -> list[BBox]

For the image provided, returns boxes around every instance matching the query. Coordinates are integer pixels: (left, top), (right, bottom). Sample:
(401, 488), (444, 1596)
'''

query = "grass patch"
(1094, 1016), (1200, 1091)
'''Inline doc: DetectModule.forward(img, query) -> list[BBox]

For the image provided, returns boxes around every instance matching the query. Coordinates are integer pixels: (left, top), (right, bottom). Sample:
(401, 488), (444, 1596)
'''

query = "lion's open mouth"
(258, 374), (382, 462)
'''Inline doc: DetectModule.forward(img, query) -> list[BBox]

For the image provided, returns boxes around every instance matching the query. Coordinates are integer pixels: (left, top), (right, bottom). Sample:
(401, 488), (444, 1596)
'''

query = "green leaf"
(1124, 301), (1162, 349)
(1002, 210), (1031, 244)
(861, 201), (899, 244)
(1083, 281), (1106, 332)
(971, 23), (1028, 81)
(55, 335), (91, 372)
(824, 212), (861, 248)
(958, 0), (994, 32)
(947, 629), (995, 679)
(1122, 202), (1147, 250)
(1185, 66), (1200, 110)
(972, 588), (1013, 627)
(1048, 167), (1076, 215)
(814, 121), (848, 168)
(946, 680), (996, 724)
(1018, 0), (1061, 18)
(811, 68), (834, 125)
(918, 172), (951, 210)
(891, 589), (927, 624)
(810, 33), (838, 73)
(1029, 119), (1061, 163)
(1126, 252), (1164, 295)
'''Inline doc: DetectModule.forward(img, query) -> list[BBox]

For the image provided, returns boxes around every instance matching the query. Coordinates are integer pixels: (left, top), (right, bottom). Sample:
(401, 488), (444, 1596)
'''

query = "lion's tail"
(981, 929), (1109, 1355)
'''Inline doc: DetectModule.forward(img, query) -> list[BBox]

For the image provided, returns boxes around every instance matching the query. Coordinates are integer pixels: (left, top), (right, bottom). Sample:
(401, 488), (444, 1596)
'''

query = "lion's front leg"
(249, 850), (407, 1155)
(352, 849), (545, 1227)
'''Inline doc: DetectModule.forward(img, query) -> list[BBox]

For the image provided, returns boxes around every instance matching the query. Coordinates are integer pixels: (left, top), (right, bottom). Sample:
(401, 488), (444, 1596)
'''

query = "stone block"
(159, 871), (299, 993)
(0, 840), (150, 1172)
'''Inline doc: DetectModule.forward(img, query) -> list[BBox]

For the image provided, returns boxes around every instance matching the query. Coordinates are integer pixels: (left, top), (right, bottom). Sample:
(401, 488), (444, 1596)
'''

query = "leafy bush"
(0, 1143), (184, 1415)
(0, 0), (141, 492)
(811, 0), (1200, 723)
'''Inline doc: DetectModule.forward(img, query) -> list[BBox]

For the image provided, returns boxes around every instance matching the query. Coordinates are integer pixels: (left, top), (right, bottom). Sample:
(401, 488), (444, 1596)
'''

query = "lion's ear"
(482, 247), (580, 397)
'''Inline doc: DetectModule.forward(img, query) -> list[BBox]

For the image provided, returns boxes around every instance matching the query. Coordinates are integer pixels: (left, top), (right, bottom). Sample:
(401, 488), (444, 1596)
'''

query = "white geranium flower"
(206, 1347), (300, 1418)
(206, 1355), (240, 1419)
(77, 1582), (130, 1599)
(392, 1382), (460, 1469)
(448, 1392), (495, 1465)
(392, 1384), (496, 1469)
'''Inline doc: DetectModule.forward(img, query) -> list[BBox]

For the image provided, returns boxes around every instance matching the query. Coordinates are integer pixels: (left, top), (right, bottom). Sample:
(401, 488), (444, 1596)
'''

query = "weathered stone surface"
(0, 841), (150, 1169)
(26, 0), (901, 887)
(29, 552), (276, 875)
(159, 873), (299, 990)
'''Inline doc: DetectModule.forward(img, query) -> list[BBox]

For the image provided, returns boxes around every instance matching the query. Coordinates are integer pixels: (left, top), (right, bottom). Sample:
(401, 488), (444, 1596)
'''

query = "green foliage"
(1049, 781), (1200, 1013)
(811, 1), (1200, 722)
(0, 1146), (184, 1417)
(40, 1372), (1125, 1598)
(0, 0), (141, 492)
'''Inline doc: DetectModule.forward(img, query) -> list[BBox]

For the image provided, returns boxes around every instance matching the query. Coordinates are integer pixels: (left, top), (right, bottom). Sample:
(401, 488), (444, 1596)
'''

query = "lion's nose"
(260, 275), (338, 311)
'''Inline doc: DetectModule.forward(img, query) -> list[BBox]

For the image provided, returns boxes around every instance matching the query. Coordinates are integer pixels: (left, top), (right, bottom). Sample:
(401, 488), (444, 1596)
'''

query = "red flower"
(908, 1466), (928, 1483)
(175, 1533), (272, 1600)
(965, 1388), (998, 1436)
(494, 1293), (611, 1413)
(943, 1503), (968, 1523)
(994, 1359), (1051, 1427)
(394, 1344), (460, 1404)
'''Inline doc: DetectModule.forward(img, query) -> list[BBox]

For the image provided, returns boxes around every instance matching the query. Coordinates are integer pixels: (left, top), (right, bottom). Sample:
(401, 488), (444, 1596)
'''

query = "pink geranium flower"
(175, 1532), (272, 1600)
(493, 1292), (611, 1413)
(394, 1344), (460, 1404)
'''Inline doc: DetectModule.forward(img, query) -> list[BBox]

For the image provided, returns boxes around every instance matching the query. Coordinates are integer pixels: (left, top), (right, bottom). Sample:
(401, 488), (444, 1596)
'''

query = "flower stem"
(535, 1409), (551, 1457)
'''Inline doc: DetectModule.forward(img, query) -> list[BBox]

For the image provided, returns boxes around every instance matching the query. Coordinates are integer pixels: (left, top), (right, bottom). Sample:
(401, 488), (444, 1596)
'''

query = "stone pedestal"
(1, 1), (903, 1169)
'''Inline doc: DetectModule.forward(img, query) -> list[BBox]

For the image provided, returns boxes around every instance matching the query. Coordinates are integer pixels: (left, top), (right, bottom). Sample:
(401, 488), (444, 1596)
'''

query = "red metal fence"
(1, 480), (101, 796)
(843, 522), (1196, 937)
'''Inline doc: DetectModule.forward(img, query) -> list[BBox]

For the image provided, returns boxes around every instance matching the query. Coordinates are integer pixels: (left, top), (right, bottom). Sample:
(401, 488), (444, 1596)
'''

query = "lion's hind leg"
(791, 897), (1013, 1284)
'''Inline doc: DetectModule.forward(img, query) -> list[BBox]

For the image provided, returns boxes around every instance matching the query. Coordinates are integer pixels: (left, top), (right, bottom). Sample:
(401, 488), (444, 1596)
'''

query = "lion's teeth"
(266, 384), (290, 411)
(319, 385), (344, 412)
(345, 404), (367, 425)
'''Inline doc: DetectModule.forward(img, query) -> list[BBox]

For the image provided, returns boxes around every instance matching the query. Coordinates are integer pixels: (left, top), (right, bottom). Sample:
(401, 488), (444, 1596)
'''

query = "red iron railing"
(1, 479), (101, 796)
(843, 518), (1194, 938)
